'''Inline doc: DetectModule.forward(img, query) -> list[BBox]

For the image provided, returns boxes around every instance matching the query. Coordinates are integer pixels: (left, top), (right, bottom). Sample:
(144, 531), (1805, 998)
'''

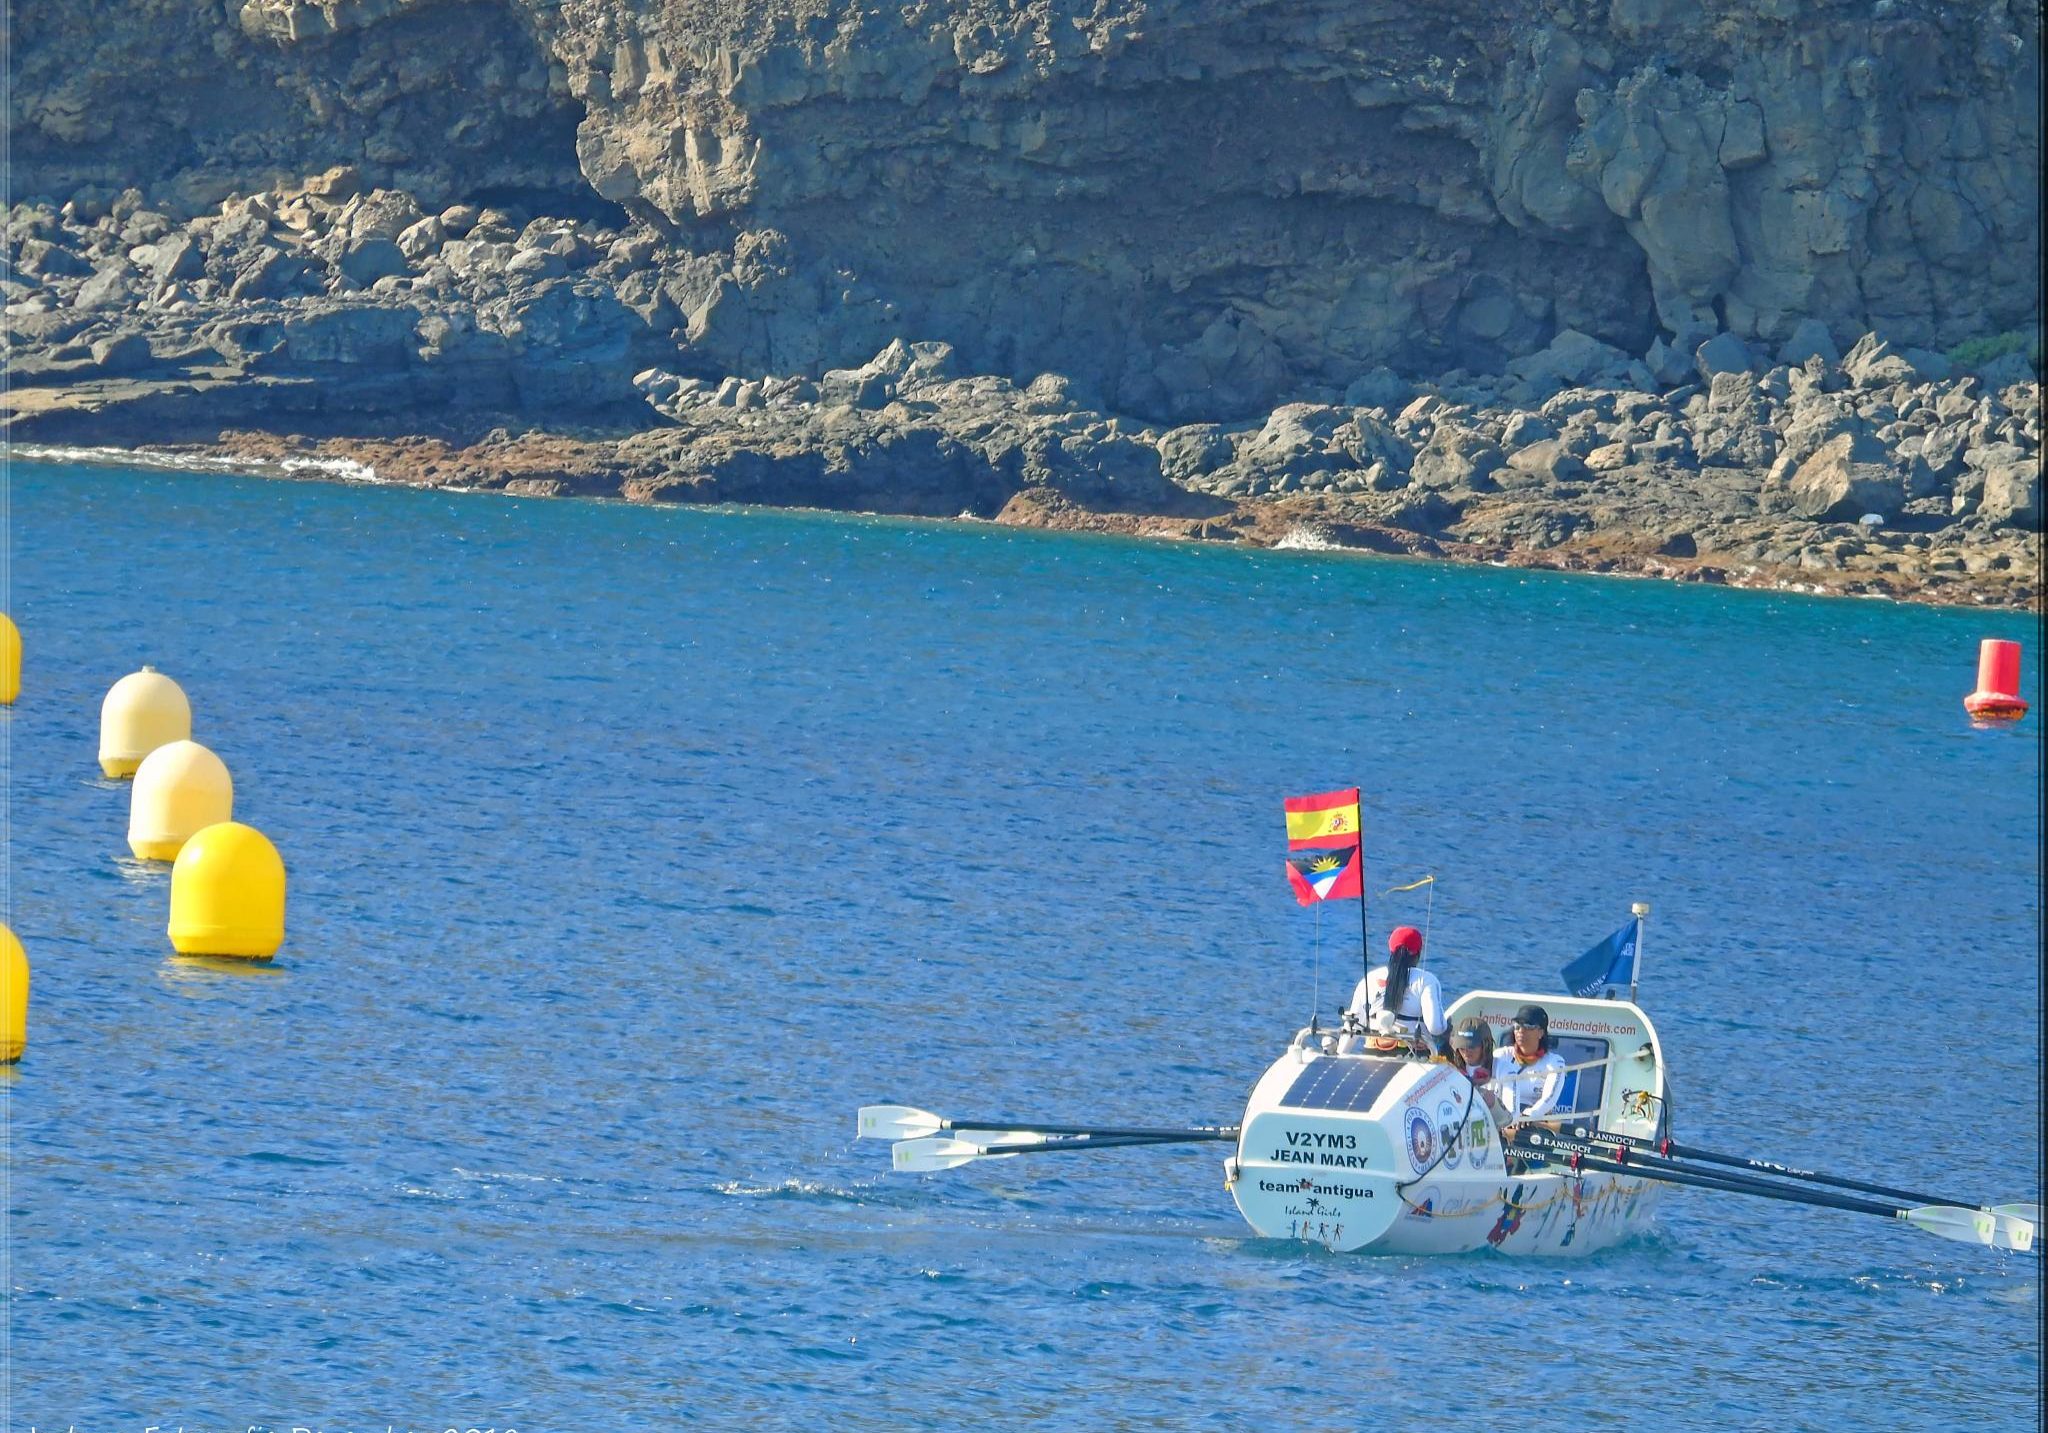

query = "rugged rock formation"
(9, 0), (2041, 413)
(4, 0), (2041, 605)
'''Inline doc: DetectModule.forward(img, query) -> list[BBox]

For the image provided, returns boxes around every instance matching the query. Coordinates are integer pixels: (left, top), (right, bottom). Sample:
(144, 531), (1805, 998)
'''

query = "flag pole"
(1312, 899), (1323, 1025)
(1629, 901), (1649, 1004)
(1357, 844), (1369, 985)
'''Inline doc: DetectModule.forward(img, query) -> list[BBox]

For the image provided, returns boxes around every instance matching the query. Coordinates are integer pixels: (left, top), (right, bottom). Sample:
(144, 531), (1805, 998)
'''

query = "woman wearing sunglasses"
(1493, 1003), (1566, 1138)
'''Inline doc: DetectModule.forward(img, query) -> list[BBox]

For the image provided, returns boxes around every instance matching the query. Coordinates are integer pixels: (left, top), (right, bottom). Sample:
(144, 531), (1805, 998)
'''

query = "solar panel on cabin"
(1280, 1058), (1403, 1113)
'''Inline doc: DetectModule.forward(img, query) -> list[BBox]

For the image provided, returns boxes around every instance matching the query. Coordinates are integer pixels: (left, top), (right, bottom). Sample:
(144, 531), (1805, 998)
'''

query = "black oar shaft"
(1561, 1122), (1980, 1211)
(990, 1133), (1223, 1156)
(947, 1120), (1238, 1141)
(1659, 1139), (1962, 1211)
(1517, 1133), (1906, 1219)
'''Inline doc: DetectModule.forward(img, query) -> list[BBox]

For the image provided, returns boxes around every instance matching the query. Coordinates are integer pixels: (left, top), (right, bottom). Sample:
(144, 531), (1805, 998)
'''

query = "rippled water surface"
(3, 459), (2040, 1430)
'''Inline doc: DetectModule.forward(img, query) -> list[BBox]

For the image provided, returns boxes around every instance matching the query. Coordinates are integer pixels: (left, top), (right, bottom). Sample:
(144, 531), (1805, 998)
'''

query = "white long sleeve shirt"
(1347, 965), (1447, 1040)
(1492, 1047), (1567, 1121)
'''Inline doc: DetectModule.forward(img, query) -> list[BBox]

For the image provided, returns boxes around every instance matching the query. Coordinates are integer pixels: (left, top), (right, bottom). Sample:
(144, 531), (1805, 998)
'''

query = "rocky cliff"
(4, 0), (2042, 604)
(10, 0), (2041, 411)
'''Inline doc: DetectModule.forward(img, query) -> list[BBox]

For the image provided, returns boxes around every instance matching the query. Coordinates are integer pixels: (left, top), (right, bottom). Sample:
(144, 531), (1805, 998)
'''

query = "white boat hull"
(1229, 993), (1670, 1256)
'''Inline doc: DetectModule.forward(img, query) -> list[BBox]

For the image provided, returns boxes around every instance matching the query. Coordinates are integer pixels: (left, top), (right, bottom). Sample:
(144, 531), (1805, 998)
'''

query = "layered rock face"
(7, 0), (2040, 419)
(5, 0), (2041, 605)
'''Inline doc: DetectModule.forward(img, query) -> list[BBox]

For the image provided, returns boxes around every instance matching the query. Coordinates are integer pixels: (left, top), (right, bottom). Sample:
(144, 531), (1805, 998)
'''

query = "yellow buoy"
(1, 612), (19, 705)
(128, 739), (235, 861)
(2, 923), (27, 1063)
(169, 821), (287, 960)
(99, 665), (192, 778)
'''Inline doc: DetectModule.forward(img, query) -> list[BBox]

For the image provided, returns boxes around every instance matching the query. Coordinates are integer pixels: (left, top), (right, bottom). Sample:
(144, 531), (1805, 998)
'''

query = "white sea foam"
(1272, 523), (1342, 551)
(10, 442), (170, 467)
(714, 1177), (869, 1201)
(280, 454), (382, 484)
(452, 1165), (556, 1185)
(10, 442), (382, 484)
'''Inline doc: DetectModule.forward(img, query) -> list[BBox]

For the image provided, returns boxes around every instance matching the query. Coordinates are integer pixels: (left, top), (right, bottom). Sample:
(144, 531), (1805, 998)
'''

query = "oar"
(1567, 1123), (2020, 1214)
(943, 1128), (1189, 1152)
(892, 1132), (1217, 1174)
(859, 1104), (1238, 1144)
(1516, 1129), (2037, 1252)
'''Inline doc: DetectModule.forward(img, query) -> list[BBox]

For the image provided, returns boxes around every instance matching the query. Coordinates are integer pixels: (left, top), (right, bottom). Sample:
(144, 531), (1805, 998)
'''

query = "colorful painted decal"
(1486, 1183), (1531, 1246)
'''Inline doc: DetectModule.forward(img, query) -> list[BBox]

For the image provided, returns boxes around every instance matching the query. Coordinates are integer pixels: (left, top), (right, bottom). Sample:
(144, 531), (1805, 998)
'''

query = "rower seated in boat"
(1448, 1017), (1507, 1115)
(1492, 1003), (1567, 1136)
(1345, 925), (1448, 1056)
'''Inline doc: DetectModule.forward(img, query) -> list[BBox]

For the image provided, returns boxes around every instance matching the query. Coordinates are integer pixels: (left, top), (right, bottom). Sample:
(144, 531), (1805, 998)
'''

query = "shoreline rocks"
(5, 182), (2041, 610)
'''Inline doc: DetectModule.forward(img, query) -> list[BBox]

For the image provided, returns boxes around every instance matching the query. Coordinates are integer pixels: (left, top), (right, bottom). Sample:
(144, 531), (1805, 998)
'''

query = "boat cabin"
(1444, 990), (1667, 1142)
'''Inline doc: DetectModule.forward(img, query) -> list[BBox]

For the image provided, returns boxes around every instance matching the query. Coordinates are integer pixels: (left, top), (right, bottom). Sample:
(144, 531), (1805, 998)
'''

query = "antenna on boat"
(1630, 901), (1649, 1003)
(1381, 873), (1436, 953)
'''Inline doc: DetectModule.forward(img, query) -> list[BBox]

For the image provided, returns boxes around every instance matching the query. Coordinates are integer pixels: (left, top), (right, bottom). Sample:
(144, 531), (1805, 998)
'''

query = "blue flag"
(1561, 921), (1638, 997)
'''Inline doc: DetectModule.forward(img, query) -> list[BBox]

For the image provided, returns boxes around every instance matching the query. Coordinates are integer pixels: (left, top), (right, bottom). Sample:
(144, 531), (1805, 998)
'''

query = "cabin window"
(1548, 1035), (1610, 1119)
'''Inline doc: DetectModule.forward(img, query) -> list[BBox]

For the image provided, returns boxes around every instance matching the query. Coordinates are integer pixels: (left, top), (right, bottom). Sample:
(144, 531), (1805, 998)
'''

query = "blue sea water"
(2, 457), (2040, 1431)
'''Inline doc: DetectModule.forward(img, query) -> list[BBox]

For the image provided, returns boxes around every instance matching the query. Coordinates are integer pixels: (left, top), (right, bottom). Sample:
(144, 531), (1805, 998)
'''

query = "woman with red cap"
(1346, 925), (1448, 1055)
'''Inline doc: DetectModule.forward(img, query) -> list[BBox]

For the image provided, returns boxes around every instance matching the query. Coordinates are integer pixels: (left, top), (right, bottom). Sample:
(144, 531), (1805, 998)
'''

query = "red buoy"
(1964, 638), (2028, 721)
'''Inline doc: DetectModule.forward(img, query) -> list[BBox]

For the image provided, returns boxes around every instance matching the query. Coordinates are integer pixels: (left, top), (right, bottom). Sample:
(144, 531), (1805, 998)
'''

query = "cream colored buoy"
(128, 740), (235, 861)
(99, 666), (192, 778)
(169, 821), (286, 959)
(2, 923), (27, 1063)
(1, 612), (19, 705)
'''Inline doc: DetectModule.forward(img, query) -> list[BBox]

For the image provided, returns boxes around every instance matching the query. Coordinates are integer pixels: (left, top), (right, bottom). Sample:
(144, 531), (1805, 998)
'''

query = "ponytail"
(1383, 949), (1417, 1016)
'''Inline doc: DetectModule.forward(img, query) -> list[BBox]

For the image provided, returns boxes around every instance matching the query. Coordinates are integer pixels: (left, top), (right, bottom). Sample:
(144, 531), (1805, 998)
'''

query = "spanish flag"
(1286, 847), (1364, 905)
(1284, 787), (1362, 849)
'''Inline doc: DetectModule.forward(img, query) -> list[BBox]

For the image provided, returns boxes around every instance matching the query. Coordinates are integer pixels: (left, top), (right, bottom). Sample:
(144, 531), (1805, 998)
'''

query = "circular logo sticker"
(1405, 1107), (1436, 1168)
(1437, 1100), (1462, 1171)
(1467, 1114), (1491, 1168)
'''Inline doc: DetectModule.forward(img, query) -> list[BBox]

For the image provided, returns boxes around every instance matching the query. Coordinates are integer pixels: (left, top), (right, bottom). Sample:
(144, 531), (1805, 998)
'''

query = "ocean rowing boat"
(859, 986), (2038, 1257)
(1227, 990), (1663, 1254)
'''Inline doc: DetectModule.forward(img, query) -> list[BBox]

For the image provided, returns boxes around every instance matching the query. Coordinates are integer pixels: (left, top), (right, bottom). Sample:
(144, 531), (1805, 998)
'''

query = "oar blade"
(892, 1137), (1008, 1173)
(858, 1105), (942, 1141)
(1991, 1211), (2037, 1254)
(1902, 1205), (2037, 1252)
(1992, 1202), (2040, 1227)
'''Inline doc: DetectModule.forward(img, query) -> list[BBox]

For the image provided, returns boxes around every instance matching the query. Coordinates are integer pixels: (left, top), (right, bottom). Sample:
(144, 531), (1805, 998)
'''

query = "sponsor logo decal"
(1437, 1099), (1462, 1171)
(1467, 1115), (1491, 1168)
(1403, 1067), (1452, 1107)
(1468, 1009), (1640, 1037)
(1405, 1108), (1436, 1167)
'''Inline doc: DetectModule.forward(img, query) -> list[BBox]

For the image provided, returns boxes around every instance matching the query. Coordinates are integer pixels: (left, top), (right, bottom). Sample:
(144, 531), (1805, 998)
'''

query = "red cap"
(1388, 925), (1423, 956)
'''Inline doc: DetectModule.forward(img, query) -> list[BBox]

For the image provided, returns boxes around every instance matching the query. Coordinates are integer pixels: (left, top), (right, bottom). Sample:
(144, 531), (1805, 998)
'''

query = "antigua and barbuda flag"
(1286, 847), (1364, 906)
(1284, 787), (1362, 849)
